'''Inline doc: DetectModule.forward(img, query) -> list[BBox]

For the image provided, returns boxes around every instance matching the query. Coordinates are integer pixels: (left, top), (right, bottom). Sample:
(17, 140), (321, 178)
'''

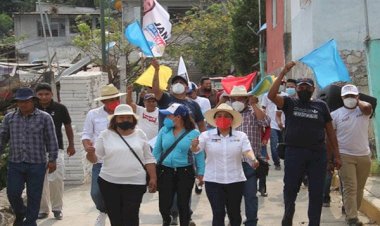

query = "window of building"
(37, 18), (66, 37)
(272, 0), (277, 28)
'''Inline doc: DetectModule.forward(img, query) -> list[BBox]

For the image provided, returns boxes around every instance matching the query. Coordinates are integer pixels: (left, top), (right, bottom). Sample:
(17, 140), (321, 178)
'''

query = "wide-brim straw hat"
(94, 84), (126, 101)
(204, 103), (243, 129)
(227, 85), (253, 97)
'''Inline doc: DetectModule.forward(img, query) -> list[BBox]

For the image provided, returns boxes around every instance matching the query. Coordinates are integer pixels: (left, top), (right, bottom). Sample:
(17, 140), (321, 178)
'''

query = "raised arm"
(151, 59), (163, 101)
(268, 61), (296, 108)
(358, 100), (373, 116)
(126, 85), (137, 113)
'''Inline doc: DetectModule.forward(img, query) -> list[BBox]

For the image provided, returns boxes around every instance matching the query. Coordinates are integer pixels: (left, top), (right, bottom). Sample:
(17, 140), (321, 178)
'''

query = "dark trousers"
(205, 181), (244, 226)
(7, 162), (46, 226)
(98, 177), (146, 226)
(323, 170), (333, 203)
(157, 165), (195, 226)
(282, 146), (327, 226)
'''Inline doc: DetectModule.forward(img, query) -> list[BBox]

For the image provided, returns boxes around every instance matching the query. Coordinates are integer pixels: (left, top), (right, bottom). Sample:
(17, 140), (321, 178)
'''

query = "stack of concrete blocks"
(59, 71), (108, 184)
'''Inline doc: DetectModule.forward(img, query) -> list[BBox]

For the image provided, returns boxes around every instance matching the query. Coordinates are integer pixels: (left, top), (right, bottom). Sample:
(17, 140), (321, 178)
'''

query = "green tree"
(230, 0), (263, 74)
(166, 2), (235, 76)
(0, 14), (13, 37)
(72, 16), (141, 85)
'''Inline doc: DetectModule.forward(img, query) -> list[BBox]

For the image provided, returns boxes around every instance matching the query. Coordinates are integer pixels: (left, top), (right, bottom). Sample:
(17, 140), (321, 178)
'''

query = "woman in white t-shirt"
(197, 103), (258, 226)
(86, 104), (157, 226)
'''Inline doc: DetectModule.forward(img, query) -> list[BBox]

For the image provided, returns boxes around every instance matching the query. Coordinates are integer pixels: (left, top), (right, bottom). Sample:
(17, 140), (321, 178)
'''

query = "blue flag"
(125, 21), (153, 57)
(299, 39), (351, 88)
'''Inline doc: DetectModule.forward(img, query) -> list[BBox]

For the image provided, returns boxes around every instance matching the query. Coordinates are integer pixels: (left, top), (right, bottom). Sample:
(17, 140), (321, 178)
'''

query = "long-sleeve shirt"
(235, 106), (270, 162)
(153, 127), (205, 175)
(0, 108), (58, 163)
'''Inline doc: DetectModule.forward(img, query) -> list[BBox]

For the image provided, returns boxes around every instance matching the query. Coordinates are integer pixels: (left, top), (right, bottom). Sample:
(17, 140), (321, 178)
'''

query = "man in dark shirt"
(0, 87), (58, 226)
(268, 62), (341, 226)
(35, 83), (75, 220)
(151, 60), (206, 132)
(197, 77), (219, 108)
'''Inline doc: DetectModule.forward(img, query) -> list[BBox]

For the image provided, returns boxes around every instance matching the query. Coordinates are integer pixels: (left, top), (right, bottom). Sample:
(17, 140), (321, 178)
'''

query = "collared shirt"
(199, 128), (252, 184)
(82, 106), (109, 144)
(235, 106), (270, 162)
(36, 101), (71, 149)
(0, 108), (58, 163)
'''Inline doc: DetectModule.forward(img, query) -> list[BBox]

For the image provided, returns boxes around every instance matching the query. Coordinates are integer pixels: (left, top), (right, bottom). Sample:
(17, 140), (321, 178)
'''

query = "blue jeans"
(242, 162), (258, 226)
(91, 163), (106, 212)
(282, 146), (327, 226)
(205, 181), (244, 226)
(269, 129), (281, 166)
(7, 162), (46, 226)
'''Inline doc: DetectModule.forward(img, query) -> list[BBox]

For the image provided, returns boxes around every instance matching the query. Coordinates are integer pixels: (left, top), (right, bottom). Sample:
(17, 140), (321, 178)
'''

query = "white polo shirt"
(331, 106), (370, 156)
(199, 128), (252, 184)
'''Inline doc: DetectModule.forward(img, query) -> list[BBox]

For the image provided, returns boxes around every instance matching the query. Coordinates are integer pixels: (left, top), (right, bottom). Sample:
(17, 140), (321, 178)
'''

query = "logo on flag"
(143, 0), (172, 57)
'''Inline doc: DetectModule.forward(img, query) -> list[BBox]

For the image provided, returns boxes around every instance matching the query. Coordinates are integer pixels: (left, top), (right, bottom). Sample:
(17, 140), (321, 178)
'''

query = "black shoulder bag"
(116, 131), (149, 185)
(157, 130), (190, 166)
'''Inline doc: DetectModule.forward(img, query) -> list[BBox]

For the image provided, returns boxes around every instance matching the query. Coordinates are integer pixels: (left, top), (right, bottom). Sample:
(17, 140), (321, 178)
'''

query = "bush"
(371, 159), (380, 176)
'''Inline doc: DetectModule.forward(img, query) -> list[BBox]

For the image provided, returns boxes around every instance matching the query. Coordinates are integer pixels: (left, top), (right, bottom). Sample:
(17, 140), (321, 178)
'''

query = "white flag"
(142, 0), (172, 57)
(177, 56), (191, 87)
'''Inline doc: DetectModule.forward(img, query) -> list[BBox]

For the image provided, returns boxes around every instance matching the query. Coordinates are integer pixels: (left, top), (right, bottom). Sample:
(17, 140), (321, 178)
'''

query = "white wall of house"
(291, 0), (380, 60)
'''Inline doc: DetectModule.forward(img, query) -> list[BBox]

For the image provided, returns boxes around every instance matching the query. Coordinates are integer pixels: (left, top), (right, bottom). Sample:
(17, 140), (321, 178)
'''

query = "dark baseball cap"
(296, 78), (314, 86)
(171, 75), (188, 85)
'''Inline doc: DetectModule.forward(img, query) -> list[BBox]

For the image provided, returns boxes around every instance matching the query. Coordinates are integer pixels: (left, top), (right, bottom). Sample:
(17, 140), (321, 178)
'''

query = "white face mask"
(231, 101), (246, 112)
(343, 97), (358, 109)
(171, 83), (185, 94)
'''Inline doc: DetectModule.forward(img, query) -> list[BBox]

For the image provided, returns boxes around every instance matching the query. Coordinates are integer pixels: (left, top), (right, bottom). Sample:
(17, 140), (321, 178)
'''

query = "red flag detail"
(221, 72), (257, 94)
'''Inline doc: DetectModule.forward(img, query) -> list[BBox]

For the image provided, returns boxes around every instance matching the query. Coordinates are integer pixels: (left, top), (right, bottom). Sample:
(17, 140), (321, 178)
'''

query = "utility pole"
(100, 0), (107, 73)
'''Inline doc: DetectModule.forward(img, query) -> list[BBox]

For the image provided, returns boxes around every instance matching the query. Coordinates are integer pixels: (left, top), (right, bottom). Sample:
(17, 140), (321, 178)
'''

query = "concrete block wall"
(60, 71), (108, 184)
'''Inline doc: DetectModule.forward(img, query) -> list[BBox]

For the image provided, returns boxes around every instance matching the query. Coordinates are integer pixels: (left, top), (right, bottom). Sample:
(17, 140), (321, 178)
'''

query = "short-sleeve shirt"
(331, 106), (370, 156)
(37, 101), (71, 150)
(262, 92), (286, 130)
(198, 129), (252, 184)
(157, 92), (204, 128)
(135, 106), (159, 140)
(281, 96), (332, 148)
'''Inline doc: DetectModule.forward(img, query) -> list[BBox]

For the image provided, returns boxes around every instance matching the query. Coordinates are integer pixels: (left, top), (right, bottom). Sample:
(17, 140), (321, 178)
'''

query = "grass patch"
(370, 159), (380, 176)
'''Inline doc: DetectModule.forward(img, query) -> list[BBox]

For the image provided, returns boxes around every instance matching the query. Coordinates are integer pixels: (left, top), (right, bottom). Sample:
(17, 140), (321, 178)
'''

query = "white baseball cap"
(341, 84), (359, 96)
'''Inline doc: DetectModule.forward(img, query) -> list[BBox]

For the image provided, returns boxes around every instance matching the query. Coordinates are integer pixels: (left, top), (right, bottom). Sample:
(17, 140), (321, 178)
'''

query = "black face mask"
(116, 121), (135, 130)
(297, 90), (313, 102)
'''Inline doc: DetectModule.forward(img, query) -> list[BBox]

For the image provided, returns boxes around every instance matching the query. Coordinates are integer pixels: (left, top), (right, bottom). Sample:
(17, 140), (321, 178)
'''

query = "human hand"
(148, 177), (157, 193)
(196, 175), (204, 186)
(282, 61), (296, 74)
(127, 84), (134, 93)
(151, 59), (160, 71)
(47, 161), (57, 173)
(334, 157), (342, 170)
(67, 145), (76, 157)
(190, 137), (199, 152)
(278, 122), (284, 130)
(249, 96), (259, 105)
(262, 139), (268, 146)
(252, 159), (259, 169)
(84, 143), (95, 154)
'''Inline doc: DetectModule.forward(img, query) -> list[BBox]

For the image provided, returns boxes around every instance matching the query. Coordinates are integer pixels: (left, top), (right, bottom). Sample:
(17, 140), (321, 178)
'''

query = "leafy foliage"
(166, 2), (235, 76)
(72, 15), (142, 86)
(0, 14), (13, 38)
(229, 0), (262, 74)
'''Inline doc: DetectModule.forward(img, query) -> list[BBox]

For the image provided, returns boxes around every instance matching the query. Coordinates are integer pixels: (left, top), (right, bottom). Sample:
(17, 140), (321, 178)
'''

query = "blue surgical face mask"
(163, 117), (174, 129)
(286, 87), (296, 96)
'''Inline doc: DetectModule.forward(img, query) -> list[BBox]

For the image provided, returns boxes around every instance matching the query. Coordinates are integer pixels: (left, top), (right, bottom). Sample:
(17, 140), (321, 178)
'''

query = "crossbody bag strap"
(158, 130), (190, 165)
(116, 130), (146, 170)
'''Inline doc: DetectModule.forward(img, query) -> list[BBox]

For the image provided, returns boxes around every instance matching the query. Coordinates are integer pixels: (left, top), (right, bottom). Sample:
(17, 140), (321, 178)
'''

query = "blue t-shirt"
(152, 127), (205, 175)
(157, 92), (204, 129)
(282, 96), (332, 148)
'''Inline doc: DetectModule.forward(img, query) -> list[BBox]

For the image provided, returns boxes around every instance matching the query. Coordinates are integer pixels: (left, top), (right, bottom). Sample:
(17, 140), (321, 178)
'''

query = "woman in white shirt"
(86, 104), (157, 226)
(197, 103), (258, 226)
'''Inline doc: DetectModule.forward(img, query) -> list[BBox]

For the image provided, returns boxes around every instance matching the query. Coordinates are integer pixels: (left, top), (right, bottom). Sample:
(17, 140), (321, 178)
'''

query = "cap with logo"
(341, 84), (359, 96)
(144, 93), (156, 100)
(159, 103), (189, 117)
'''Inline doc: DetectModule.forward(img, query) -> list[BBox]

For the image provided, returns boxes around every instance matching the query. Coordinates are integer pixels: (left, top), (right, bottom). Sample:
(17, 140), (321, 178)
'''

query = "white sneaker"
(95, 212), (107, 226)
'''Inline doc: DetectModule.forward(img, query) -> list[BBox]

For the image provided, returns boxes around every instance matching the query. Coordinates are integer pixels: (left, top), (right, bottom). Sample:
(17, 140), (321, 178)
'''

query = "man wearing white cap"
(330, 84), (372, 226)
(82, 84), (126, 226)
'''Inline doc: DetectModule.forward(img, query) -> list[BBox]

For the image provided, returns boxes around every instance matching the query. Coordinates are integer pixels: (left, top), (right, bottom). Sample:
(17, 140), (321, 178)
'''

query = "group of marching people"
(0, 59), (373, 226)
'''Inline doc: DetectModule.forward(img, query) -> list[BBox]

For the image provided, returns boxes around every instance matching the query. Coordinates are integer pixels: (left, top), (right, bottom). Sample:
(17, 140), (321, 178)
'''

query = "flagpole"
(100, 0), (107, 74)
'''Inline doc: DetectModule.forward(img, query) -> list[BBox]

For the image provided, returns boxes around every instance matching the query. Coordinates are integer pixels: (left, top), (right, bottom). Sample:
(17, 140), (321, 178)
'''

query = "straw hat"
(94, 84), (126, 101)
(204, 103), (243, 129)
(227, 85), (253, 97)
